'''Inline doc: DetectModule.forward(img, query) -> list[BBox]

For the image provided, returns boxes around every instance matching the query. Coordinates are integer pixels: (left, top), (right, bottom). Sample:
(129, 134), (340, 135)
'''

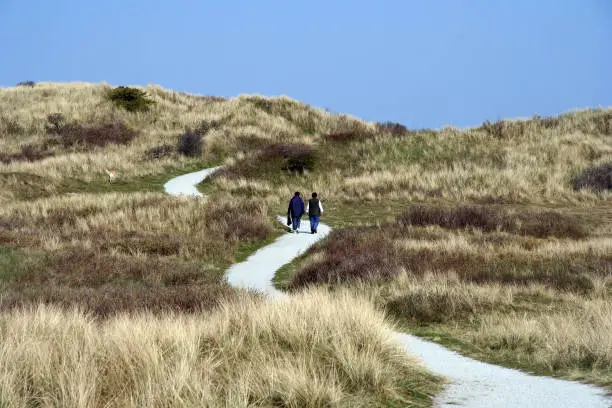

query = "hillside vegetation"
(1, 82), (611, 402)
(0, 292), (440, 407)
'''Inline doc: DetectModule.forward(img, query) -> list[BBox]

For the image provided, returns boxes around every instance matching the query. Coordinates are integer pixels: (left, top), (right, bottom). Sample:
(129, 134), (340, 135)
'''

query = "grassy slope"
(1, 82), (611, 397)
(194, 96), (611, 387)
(0, 83), (443, 406)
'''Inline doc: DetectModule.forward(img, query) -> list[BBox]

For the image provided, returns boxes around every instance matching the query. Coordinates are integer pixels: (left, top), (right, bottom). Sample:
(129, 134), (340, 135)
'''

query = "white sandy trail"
(163, 166), (222, 197)
(165, 168), (612, 408)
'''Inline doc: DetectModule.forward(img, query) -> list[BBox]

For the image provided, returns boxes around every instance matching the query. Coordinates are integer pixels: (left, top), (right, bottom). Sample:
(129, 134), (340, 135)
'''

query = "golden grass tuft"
(0, 290), (440, 407)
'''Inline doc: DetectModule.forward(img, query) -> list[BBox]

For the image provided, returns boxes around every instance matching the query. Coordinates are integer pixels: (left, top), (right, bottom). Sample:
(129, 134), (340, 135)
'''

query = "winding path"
(164, 168), (612, 408)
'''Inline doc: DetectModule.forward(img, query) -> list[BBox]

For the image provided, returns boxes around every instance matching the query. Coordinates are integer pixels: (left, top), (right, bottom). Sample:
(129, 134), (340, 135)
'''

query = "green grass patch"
(0, 246), (31, 281)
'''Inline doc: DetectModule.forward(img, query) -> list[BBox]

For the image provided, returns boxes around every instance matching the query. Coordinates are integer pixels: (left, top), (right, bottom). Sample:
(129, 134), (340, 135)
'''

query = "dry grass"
(473, 300), (612, 383)
(0, 192), (272, 315)
(2, 83), (610, 207)
(0, 291), (440, 407)
(210, 108), (612, 208)
(1, 82), (612, 395)
(286, 216), (609, 293)
(282, 206), (612, 386)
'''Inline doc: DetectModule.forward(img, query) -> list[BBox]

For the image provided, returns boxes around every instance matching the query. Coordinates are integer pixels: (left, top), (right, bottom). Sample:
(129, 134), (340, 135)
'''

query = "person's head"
(312, 192), (317, 198)
(294, 192), (300, 197)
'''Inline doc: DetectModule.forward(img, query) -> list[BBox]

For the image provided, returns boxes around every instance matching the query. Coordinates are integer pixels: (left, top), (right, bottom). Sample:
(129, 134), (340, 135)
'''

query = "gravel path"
(165, 168), (612, 408)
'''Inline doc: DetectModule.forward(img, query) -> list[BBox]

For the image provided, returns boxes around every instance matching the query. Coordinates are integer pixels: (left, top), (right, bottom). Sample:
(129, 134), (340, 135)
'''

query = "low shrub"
(177, 121), (222, 157)
(45, 113), (66, 134)
(46, 114), (138, 148)
(376, 121), (408, 137)
(386, 291), (477, 323)
(572, 162), (612, 192)
(108, 86), (154, 113)
(481, 119), (525, 139)
(287, 226), (603, 293)
(532, 115), (561, 129)
(398, 205), (587, 239)
(0, 248), (233, 316)
(214, 143), (317, 179)
(145, 144), (174, 160)
(49, 122), (138, 148)
(278, 144), (316, 173)
(81, 123), (139, 147)
(16, 81), (36, 87)
(287, 228), (400, 290)
(399, 205), (504, 232)
(178, 130), (202, 157)
(0, 145), (54, 164)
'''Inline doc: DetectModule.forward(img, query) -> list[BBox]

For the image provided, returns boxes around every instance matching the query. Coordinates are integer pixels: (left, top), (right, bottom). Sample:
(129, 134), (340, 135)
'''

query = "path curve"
(165, 168), (612, 408)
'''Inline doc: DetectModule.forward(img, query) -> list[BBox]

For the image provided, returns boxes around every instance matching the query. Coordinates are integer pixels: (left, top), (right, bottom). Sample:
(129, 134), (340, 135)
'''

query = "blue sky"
(1, 0), (610, 128)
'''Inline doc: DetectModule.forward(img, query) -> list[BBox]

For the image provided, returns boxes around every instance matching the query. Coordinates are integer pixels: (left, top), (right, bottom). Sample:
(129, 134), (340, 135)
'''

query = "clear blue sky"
(1, 0), (610, 128)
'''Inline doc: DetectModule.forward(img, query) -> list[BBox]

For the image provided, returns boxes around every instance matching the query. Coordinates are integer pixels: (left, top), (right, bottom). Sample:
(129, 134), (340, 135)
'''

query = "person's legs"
(310, 216), (320, 233)
(292, 216), (301, 232)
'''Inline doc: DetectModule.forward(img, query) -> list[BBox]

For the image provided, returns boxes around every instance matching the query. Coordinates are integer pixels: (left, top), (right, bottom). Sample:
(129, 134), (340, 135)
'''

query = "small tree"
(108, 86), (154, 113)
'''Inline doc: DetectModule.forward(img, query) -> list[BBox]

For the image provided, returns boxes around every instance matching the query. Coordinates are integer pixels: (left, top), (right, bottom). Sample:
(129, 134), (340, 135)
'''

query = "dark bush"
(46, 117), (138, 148)
(19, 144), (53, 161)
(176, 121), (222, 158)
(16, 81), (36, 87)
(0, 247), (237, 317)
(386, 292), (477, 323)
(262, 143), (316, 174)
(481, 120), (525, 139)
(376, 121), (408, 137)
(145, 144), (175, 159)
(513, 211), (588, 240)
(45, 113), (66, 134)
(398, 205), (505, 232)
(213, 143), (317, 179)
(572, 162), (612, 192)
(397, 205), (587, 239)
(532, 115), (561, 129)
(108, 86), (154, 113)
(0, 145), (54, 164)
(288, 228), (400, 290)
(287, 226), (604, 293)
(280, 144), (316, 173)
(82, 123), (138, 146)
(196, 119), (222, 134)
(178, 130), (202, 157)
(324, 129), (376, 143)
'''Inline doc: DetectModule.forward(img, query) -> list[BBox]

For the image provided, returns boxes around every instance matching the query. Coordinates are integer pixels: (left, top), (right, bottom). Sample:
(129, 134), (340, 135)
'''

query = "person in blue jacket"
(287, 191), (305, 233)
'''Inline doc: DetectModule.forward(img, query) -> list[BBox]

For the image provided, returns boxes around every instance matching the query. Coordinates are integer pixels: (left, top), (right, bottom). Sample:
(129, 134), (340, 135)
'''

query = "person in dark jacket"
(287, 192), (305, 233)
(306, 192), (324, 234)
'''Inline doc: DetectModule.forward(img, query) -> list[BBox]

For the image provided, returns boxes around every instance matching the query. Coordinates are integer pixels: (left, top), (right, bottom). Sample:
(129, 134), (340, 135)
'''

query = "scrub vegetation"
(0, 82), (610, 403)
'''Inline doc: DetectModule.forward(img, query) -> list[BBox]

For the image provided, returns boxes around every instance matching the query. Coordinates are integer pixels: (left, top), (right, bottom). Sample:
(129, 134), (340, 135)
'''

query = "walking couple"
(287, 192), (323, 234)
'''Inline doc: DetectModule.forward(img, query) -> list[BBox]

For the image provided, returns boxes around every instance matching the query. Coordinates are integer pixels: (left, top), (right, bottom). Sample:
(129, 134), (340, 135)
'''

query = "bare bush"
(398, 205), (587, 239)
(572, 162), (612, 192)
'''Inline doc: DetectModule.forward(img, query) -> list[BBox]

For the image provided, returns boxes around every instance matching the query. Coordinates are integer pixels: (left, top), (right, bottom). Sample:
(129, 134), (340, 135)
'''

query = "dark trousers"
(291, 216), (301, 231)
